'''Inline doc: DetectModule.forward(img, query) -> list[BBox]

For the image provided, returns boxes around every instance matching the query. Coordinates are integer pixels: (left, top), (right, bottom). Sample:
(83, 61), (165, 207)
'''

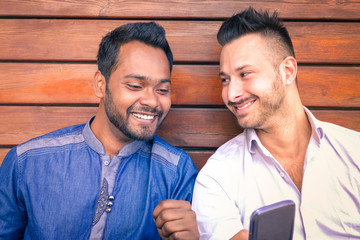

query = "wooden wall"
(0, 0), (359, 170)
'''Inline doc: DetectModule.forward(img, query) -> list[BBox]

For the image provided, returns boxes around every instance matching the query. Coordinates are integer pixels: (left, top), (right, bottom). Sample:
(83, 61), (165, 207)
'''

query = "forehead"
(220, 34), (270, 68)
(111, 41), (170, 80)
(118, 41), (169, 68)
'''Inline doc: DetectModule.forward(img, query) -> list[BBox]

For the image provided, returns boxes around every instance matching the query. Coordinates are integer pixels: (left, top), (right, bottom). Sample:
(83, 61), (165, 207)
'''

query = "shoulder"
(215, 133), (246, 157)
(0, 123), (87, 182)
(198, 132), (247, 183)
(206, 132), (246, 170)
(193, 133), (247, 209)
(16, 123), (87, 157)
(321, 121), (359, 139)
(320, 121), (359, 156)
(150, 136), (198, 196)
(151, 135), (196, 169)
(306, 107), (359, 145)
(320, 121), (359, 146)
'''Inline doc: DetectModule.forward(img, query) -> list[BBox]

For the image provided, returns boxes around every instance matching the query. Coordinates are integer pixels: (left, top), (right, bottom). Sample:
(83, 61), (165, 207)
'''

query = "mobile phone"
(249, 200), (295, 240)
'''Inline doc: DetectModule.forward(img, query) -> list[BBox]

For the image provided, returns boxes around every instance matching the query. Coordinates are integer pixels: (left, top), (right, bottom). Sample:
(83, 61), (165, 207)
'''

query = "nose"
(139, 89), (160, 108)
(227, 78), (244, 103)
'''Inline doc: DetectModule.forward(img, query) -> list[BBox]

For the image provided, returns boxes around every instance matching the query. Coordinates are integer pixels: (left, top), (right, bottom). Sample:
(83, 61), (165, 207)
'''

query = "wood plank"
(0, 106), (359, 148)
(0, 106), (242, 148)
(0, 148), (10, 166)
(297, 66), (360, 107)
(0, 0), (359, 20)
(287, 23), (360, 64)
(312, 110), (360, 133)
(187, 150), (213, 171)
(0, 63), (99, 104)
(0, 63), (359, 107)
(0, 20), (359, 64)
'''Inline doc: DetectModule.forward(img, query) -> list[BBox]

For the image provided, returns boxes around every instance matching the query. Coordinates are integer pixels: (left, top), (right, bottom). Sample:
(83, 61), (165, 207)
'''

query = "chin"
(128, 127), (157, 141)
(237, 119), (260, 129)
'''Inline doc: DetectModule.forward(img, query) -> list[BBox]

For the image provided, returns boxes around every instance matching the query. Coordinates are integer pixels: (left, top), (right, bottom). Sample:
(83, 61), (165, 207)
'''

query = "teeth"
(237, 101), (254, 110)
(133, 113), (155, 120)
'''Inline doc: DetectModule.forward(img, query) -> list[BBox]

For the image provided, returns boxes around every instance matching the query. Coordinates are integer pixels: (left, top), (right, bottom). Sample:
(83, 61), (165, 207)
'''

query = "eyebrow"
(219, 64), (252, 76)
(219, 71), (227, 77)
(125, 74), (171, 84)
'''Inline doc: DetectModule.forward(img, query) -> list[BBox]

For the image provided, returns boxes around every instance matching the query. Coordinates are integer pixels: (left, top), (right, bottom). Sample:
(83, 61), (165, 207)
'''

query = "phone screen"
(249, 200), (295, 240)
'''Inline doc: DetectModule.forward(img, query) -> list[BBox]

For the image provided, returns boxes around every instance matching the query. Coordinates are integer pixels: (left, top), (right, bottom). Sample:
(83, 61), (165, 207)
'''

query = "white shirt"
(192, 108), (360, 240)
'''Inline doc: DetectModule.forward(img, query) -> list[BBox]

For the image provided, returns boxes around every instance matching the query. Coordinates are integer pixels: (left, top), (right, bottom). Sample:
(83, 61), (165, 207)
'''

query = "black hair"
(217, 7), (295, 58)
(97, 22), (173, 81)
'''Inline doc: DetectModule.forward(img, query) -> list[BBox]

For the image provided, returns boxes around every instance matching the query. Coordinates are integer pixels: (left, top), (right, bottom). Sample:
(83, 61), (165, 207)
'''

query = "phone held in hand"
(249, 200), (295, 240)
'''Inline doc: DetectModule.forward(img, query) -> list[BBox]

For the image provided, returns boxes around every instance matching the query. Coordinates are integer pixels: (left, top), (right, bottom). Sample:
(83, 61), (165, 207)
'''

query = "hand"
(153, 199), (200, 240)
(230, 229), (249, 240)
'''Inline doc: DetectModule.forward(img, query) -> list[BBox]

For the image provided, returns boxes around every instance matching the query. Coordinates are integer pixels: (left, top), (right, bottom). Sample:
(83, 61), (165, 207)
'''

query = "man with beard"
(0, 22), (199, 239)
(192, 7), (360, 240)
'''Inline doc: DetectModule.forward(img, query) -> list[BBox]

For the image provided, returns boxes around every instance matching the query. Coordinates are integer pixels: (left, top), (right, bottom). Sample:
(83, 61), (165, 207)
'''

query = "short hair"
(217, 7), (295, 59)
(97, 22), (173, 81)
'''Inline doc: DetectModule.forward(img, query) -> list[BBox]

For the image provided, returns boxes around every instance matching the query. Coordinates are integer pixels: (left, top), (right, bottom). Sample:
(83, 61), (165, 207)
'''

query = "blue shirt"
(0, 118), (198, 239)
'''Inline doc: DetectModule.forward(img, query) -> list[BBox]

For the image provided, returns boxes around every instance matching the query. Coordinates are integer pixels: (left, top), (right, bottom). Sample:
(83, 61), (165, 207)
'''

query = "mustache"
(228, 97), (254, 106)
(127, 106), (163, 117)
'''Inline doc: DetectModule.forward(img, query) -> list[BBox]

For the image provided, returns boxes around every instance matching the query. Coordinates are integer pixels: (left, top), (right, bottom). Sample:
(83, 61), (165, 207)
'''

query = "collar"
(82, 116), (147, 157)
(303, 106), (324, 144)
(246, 106), (324, 154)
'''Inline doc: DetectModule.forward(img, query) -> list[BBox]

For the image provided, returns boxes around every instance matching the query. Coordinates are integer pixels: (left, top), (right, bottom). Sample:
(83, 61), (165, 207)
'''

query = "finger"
(230, 229), (249, 240)
(153, 199), (191, 219)
(168, 230), (196, 240)
(160, 216), (196, 237)
(154, 207), (185, 229)
(157, 210), (198, 239)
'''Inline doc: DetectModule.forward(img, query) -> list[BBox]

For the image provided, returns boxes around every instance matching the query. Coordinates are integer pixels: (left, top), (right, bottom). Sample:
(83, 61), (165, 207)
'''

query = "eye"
(240, 72), (250, 78)
(220, 77), (230, 85)
(127, 84), (142, 90)
(156, 88), (170, 95)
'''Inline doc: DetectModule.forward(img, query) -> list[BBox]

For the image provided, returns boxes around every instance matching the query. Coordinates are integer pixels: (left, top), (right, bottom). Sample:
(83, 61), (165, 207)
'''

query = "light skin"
(91, 41), (199, 239)
(220, 33), (311, 240)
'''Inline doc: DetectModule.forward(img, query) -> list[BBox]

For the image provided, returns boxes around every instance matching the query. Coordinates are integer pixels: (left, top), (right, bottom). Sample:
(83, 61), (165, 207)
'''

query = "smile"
(235, 99), (256, 110)
(132, 113), (155, 120)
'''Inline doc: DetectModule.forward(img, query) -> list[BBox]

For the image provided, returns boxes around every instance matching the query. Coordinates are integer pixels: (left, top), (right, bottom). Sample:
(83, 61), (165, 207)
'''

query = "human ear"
(280, 56), (297, 85)
(93, 70), (106, 99)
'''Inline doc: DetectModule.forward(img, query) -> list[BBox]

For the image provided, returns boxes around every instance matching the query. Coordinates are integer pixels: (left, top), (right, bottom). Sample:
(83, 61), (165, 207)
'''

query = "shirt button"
(280, 172), (285, 178)
(109, 195), (115, 201)
(105, 207), (112, 213)
(104, 161), (109, 166)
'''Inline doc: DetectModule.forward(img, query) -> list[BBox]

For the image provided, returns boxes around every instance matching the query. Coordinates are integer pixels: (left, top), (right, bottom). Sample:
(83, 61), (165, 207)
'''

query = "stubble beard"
(234, 75), (285, 130)
(104, 87), (164, 141)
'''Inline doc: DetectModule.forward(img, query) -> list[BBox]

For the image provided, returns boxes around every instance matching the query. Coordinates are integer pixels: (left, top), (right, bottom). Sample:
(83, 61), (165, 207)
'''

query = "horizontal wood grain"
(0, 106), (238, 147)
(0, 0), (359, 20)
(1, 0), (359, 173)
(187, 150), (214, 171)
(0, 148), (213, 170)
(0, 20), (359, 63)
(1, 63), (359, 107)
(1, 106), (359, 148)
(297, 66), (360, 108)
(0, 148), (9, 166)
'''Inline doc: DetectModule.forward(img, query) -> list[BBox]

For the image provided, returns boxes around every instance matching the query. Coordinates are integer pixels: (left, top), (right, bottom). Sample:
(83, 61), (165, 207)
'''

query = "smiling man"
(192, 7), (360, 240)
(0, 22), (199, 239)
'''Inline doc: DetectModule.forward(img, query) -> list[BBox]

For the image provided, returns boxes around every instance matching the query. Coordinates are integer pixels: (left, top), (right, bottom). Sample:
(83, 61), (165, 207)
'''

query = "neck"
(256, 104), (311, 162)
(91, 105), (133, 158)
(255, 104), (311, 192)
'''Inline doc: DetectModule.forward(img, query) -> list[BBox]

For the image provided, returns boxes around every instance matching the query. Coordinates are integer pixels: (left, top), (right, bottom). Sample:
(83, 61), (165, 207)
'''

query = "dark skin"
(153, 200), (200, 240)
(91, 41), (199, 239)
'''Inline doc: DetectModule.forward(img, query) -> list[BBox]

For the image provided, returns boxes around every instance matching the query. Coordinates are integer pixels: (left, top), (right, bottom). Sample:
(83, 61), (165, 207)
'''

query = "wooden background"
(0, 0), (359, 170)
